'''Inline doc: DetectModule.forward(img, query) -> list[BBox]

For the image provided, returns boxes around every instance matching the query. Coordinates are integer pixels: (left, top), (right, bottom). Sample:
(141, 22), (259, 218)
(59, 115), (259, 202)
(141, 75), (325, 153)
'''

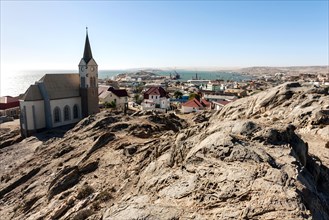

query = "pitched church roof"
(21, 74), (80, 101)
(83, 29), (93, 64)
(21, 85), (43, 101)
(40, 74), (80, 100)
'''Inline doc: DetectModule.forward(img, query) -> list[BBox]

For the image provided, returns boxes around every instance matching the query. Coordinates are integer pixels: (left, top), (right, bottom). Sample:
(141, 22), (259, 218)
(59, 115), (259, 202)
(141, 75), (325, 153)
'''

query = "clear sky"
(1, 0), (328, 73)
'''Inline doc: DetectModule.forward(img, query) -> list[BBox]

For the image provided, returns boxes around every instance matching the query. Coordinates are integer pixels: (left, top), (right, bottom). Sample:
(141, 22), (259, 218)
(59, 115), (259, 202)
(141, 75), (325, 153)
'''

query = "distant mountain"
(236, 66), (329, 76)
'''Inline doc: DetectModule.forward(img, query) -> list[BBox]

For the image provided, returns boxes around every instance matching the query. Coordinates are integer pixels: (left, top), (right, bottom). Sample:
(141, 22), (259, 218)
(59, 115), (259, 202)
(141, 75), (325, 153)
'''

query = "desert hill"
(0, 82), (328, 219)
(236, 66), (329, 76)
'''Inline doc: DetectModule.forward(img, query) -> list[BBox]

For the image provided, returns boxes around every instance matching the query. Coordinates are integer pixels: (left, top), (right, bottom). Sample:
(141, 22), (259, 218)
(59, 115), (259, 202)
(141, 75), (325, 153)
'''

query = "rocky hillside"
(0, 82), (328, 220)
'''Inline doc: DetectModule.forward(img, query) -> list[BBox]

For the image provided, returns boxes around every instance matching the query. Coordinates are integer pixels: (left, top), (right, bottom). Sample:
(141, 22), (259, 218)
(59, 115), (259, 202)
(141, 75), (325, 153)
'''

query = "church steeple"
(83, 27), (93, 64)
(79, 27), (99, 117)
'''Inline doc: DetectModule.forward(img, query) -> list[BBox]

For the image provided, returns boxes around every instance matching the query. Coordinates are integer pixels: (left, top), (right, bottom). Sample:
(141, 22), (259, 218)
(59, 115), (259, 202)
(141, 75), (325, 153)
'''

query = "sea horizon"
(0, 69), (250, 97)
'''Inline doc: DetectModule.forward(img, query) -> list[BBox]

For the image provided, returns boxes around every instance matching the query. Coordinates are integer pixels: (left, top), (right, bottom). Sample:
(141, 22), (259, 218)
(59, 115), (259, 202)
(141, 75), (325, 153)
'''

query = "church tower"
(79, 28), (99, 117)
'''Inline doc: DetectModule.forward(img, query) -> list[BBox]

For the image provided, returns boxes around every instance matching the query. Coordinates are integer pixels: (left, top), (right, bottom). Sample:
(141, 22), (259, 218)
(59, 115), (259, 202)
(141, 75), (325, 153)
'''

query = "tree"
(104, 101), (116, 108)
(134, 94), (142, 104)
(188, 93), (200, 100)
(174, 91), (183, 99)
(134, 85), (144, 93)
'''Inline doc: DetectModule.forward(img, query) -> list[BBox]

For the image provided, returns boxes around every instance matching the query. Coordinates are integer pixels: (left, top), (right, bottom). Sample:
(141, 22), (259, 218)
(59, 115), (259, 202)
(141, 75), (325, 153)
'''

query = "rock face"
(0, 82), (328, 220)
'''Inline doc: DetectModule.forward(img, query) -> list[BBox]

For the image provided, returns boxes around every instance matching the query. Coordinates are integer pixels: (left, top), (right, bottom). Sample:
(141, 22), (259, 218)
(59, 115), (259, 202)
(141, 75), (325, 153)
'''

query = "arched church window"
(73, 105), (79, 119)
(54, 107), (61, 123)
(64, 105), (70, 121)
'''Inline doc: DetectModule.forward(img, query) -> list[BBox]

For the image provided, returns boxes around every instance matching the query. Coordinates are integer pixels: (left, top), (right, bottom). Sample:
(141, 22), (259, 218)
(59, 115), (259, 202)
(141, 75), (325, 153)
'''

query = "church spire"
(83, 27), (93, 64)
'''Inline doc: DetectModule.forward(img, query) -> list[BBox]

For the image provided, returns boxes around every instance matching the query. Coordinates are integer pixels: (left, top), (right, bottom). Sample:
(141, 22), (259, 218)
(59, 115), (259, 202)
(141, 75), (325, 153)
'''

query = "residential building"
(186, 80), (211, 87)
(141, 87), (170, 110)
(203, 94), (237, 102)
(201, 81), (223, 92)
(181, 98), (211, 113)
(213, 100), (231, 110)
(99, 87), (128, 109)
(0, 96), (20, 119)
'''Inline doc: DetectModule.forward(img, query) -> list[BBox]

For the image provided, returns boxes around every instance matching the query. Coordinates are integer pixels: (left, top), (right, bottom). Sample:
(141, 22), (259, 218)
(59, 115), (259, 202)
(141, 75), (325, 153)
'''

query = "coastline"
(0, 69), (250, 97)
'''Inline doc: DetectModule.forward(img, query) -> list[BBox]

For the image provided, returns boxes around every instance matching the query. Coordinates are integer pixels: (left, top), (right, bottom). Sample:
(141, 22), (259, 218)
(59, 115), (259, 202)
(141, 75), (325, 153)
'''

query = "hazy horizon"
(3, 64), (329, 74)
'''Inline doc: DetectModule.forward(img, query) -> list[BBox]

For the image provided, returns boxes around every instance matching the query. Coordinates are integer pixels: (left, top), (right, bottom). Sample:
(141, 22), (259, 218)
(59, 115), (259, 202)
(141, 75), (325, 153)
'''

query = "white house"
(99, 87), (128, 109)
(141, 87), (170, 110)
(19, 29), (99, 137)
(213, 100), (231, 110)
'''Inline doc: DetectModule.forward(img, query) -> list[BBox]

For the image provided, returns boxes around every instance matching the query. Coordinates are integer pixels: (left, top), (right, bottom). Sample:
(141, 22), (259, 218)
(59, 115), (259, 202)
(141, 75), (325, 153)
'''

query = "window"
(73, 105), (79, 119)
(54, 107), (61, 123)
(114, 98), (117, 103)
(64, 105), (70, 121)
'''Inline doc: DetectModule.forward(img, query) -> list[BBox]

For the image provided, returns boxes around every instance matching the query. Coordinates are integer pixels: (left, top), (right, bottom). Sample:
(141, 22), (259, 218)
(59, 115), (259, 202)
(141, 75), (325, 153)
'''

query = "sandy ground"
(0, 119), (20, 131)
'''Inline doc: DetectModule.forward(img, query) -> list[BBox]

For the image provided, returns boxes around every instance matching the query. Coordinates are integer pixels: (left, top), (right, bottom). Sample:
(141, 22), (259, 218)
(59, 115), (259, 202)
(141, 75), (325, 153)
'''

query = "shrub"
(104, 101), (116, 108)
(188, 93), (200, 100)
(76, 185), (95, 200)
(95, 190), (113, 202)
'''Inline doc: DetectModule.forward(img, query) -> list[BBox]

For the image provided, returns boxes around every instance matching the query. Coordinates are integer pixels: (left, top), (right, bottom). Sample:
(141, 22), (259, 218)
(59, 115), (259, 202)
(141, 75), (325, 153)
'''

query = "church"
(19, 30), (99, 137)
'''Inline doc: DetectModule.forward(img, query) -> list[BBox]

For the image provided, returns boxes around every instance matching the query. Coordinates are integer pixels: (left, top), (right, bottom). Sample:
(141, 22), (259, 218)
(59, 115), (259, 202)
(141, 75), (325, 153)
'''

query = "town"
(97, 68), (329, 114)
(1, 67), (329, 125)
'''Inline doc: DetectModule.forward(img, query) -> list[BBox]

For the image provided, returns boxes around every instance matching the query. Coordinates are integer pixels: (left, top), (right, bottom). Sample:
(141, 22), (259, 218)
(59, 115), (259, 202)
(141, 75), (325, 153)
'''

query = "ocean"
(0, 69), (250, 97)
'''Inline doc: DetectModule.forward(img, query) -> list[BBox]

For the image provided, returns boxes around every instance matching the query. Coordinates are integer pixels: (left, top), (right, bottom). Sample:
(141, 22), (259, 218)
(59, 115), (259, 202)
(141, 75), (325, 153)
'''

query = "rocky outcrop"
(0, 82), (329, 219)
(0, 129), (23, 149)
(0, 167), (41, 198)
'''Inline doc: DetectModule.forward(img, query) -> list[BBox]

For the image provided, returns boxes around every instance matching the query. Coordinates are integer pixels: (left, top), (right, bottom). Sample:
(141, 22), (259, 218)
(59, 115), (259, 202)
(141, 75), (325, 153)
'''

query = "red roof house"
(143, 87), (169, 99)
(0, 96), (20, 118)
(181, 98), (210, 113)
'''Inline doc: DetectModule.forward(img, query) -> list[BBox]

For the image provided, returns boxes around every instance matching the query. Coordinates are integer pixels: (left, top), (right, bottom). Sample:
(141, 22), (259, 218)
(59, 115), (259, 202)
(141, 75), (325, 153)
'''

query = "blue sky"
(1, 1), (328, 72)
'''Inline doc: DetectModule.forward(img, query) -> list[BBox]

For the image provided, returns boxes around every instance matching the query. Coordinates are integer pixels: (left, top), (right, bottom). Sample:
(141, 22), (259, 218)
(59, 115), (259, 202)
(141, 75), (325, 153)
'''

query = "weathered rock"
(79, 161), (99, 174)
(109, 123), (130, 132)
(0, 167), (41, 199)
(81, 132), (115, 161)
(1, 83), (329, 220)
(48, 166), (80, 200)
